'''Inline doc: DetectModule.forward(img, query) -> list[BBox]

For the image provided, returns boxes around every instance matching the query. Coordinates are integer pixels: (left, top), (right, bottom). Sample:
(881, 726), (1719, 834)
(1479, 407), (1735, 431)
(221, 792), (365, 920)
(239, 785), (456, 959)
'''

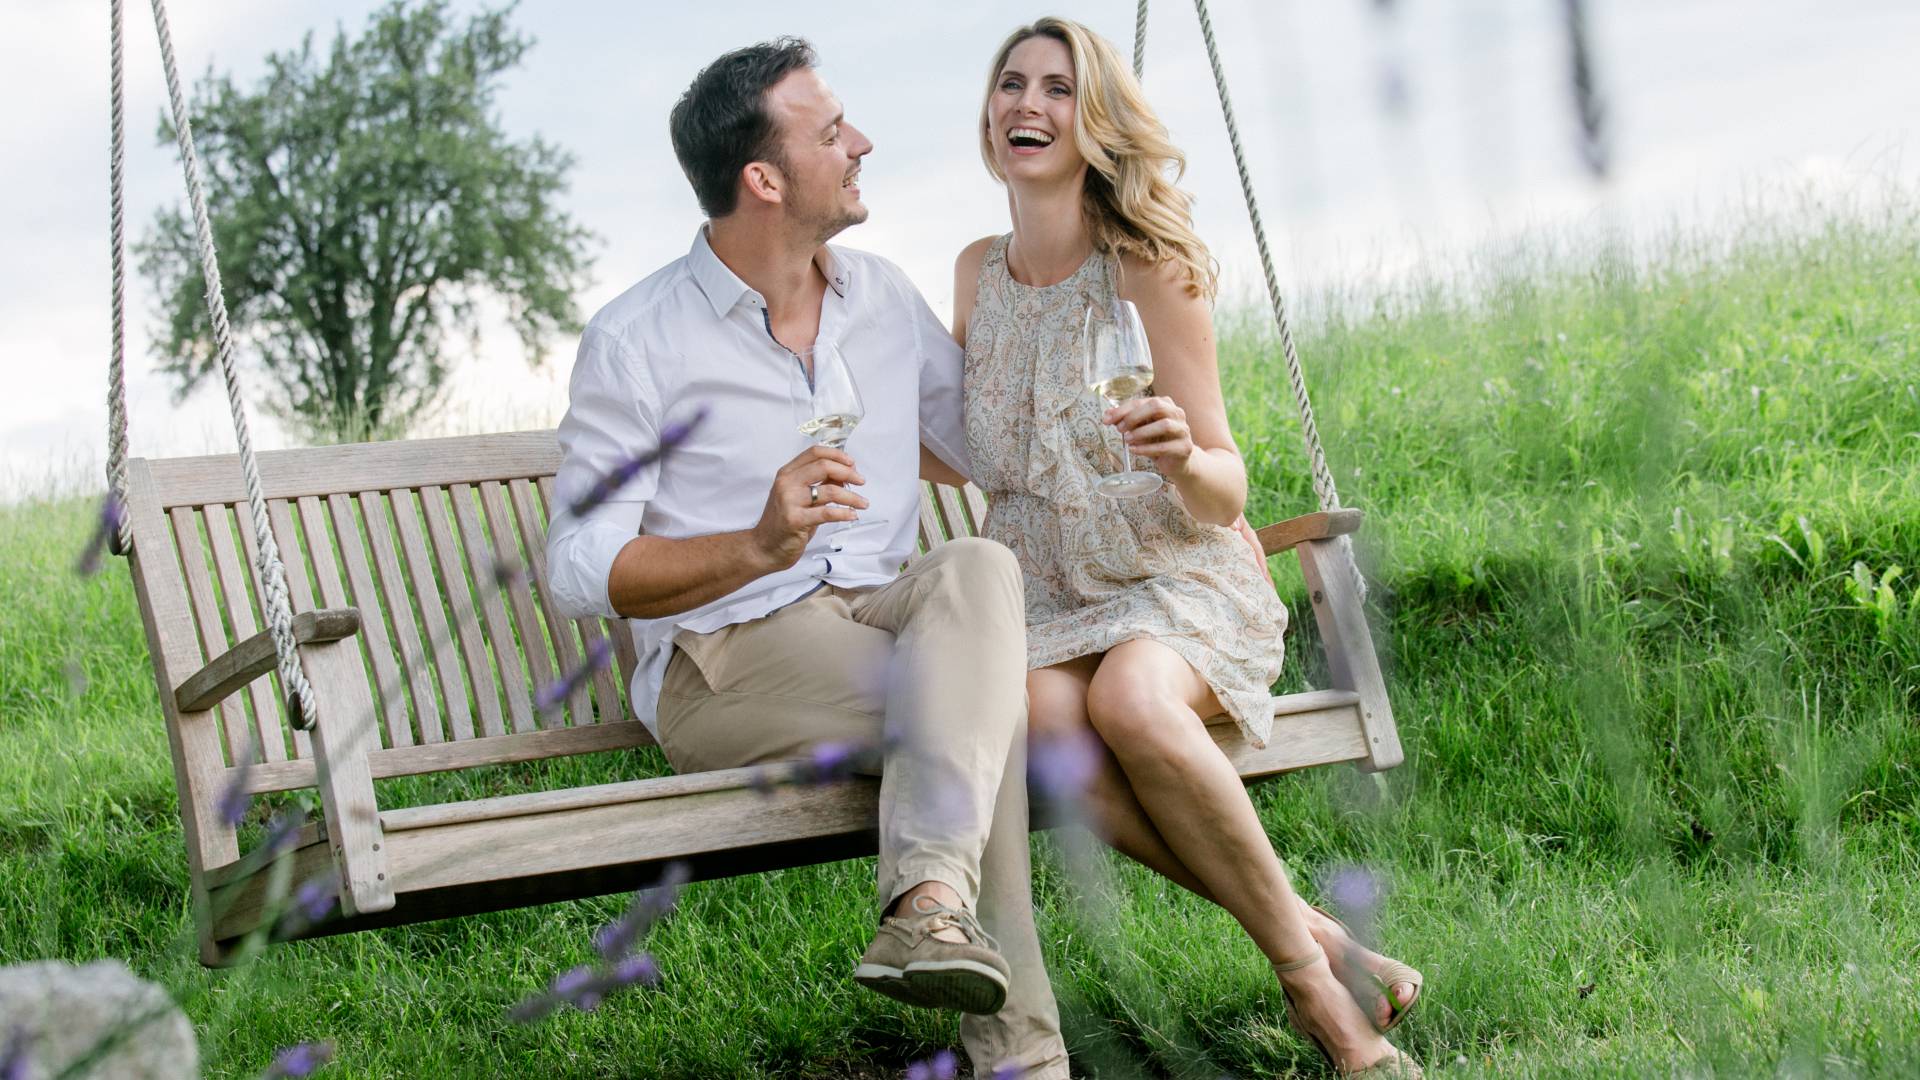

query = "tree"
(139, 0), (593, 442)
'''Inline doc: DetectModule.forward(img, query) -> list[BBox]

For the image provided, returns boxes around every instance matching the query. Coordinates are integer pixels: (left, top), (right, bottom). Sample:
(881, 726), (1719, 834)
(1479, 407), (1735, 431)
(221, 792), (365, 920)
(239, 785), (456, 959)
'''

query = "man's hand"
(750, 445), (869, 570)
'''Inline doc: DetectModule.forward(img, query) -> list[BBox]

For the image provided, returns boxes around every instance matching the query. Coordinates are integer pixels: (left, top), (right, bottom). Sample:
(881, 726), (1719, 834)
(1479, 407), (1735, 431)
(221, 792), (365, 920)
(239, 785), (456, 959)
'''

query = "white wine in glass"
(1081, 299), (1165, 498)
(794, 341), (886, 527)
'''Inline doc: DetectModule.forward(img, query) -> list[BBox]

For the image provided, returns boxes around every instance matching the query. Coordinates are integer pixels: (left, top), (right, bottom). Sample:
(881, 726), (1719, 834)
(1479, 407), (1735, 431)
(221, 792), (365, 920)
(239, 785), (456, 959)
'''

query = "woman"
(950, 18), (1422, 1078)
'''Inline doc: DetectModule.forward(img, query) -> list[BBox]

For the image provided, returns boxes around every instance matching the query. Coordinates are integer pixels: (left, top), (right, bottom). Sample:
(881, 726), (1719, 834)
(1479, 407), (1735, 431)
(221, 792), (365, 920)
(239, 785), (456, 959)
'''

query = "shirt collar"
(688, 224), (851, 320)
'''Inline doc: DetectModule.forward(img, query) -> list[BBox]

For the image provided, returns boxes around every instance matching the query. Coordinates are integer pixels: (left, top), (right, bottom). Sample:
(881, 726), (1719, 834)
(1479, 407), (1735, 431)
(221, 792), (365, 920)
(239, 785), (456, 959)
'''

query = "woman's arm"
(1111, 255), (1248, 526)
(950, 235), (998, 347)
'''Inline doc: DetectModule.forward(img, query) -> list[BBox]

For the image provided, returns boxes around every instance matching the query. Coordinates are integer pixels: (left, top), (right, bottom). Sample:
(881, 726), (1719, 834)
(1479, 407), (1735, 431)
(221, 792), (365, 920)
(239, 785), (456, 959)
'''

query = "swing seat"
(121, 430), (1401, 965)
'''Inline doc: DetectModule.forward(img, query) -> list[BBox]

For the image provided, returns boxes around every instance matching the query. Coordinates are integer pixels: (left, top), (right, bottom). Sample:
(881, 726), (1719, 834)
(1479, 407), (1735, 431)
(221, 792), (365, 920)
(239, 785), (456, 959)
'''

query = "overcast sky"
(4, 0), (1917, 497)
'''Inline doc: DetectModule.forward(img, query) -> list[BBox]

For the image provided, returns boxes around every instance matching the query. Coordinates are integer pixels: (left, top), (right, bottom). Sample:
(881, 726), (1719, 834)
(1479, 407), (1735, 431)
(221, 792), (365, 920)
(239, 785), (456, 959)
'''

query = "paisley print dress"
(962, 235), (1289, 746)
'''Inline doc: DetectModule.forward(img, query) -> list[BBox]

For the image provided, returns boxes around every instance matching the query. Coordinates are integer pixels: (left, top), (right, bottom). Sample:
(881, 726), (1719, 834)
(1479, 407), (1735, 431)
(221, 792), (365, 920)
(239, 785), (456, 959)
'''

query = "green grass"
(5, 196), (1919, 1077)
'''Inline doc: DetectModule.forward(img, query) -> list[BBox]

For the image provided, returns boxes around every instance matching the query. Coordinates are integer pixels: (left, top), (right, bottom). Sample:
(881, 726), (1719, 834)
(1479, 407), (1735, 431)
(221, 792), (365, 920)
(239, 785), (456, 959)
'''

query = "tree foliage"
(138, 0), (593, 441)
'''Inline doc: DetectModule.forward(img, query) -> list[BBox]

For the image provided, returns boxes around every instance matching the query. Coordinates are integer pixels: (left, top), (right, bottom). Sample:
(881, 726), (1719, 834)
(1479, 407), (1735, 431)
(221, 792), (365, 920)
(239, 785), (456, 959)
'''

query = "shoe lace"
(907, 894), (1001, 952)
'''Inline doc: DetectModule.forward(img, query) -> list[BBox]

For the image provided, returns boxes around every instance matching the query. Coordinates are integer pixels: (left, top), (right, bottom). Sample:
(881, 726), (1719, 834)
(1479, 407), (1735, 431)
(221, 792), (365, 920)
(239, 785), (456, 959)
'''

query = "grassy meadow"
(4, 198), (1919, 1077)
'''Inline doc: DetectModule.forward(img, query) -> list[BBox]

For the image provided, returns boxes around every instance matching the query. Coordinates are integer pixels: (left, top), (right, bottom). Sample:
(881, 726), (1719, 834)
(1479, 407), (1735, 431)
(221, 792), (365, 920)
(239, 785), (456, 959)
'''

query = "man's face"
(763, 68), (872, 242)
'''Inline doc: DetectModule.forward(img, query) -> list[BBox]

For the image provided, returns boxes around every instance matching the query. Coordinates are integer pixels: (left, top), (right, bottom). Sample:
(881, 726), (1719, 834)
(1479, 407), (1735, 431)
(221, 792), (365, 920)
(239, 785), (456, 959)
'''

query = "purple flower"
(594, 862), (689, 961)
(905, 1049), (958, 1080)
(294, 877), (338, 922)
(487, 556), (524, 591)
(1321, 862), (1385, 942)
(262, 809), (305, 855)
(607, 953), (661, 989)
(568, 406), (708, 517)
(74, 494), (126, 577)
(989, 1067), (1027, 1080)
(1028, 729), (1102, 803)
(2, 1027), (29, 1080)
(262, 1040), (334, 1078)
(535, 639), (613, 713)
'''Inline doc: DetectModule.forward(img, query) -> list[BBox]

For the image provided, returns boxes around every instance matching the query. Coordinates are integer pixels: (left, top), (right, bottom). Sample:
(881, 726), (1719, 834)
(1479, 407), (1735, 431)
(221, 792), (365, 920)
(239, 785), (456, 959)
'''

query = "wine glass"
(1081, 299), (1165, 497)
(794, 341), (886, 528)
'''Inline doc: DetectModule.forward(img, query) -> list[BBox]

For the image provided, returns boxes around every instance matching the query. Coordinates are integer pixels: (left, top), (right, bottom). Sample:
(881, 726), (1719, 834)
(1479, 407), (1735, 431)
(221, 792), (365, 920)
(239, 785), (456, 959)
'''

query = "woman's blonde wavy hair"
(979, 17), (1218, 300)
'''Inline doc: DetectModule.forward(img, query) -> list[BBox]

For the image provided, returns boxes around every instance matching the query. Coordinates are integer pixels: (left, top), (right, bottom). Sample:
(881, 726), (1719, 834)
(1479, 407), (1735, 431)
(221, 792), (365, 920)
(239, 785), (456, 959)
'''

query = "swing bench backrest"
(124, 428), (1400, 963)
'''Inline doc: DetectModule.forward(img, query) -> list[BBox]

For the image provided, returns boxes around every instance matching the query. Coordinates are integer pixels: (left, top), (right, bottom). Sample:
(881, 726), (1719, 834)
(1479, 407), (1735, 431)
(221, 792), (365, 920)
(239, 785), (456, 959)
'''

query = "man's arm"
(607, 446), (867, 619)
(547, 329), (866, 622)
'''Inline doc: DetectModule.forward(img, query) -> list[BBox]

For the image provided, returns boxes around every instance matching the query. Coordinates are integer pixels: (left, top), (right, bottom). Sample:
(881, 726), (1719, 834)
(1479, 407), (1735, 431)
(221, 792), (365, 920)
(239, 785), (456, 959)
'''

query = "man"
(545, 38), (1069, 1079)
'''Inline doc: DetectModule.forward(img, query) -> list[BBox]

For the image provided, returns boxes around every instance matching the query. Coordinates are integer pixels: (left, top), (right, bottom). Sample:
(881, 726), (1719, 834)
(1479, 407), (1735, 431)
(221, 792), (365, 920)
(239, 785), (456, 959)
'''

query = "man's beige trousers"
(655, 538), (1068, 1079)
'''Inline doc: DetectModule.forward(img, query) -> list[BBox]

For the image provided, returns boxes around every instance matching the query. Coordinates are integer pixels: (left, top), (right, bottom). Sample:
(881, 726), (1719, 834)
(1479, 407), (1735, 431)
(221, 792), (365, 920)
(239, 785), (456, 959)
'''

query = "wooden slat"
(176, 608), (361, 714)
(480, 481), (565, 726)
(959, 484), (990, 536)
(419, 485), (502, 738)
(265, 500), (315, 759)
(509, 478), (607, 722)
(327, 494), (413, 749)
(1297, 538), (1403, 772)
(451, 483), (534, 733)
(299, 495), (404, 751)
(359, 491), (447, 745)
(301, 636), (395, 917)
(932, 484), (971, 542)
(230, 720), (660, 794)
(1257, 508), (1364, 556)
(390, 489), (470, 741)
(148, 429), (560, 508)
(230, 506), (291, 763)
(123, 459), (238, 962)
(915, 486), (944, 552)
(536, 474), (635, 715)
(203, 504), (286, 764)
(169, 507), (251, 764)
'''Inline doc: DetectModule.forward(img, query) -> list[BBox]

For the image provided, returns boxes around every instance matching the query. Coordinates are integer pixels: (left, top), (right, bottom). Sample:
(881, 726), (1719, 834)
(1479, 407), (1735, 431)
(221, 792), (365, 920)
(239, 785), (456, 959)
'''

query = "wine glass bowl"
(793, 341), (886, 530)
(1081, 299), (1165, 498)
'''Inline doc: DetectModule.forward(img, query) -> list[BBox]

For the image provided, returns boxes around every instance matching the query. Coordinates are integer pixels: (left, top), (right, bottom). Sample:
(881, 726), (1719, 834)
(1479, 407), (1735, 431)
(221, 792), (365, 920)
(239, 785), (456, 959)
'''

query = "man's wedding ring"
(808, 482), (821, 506)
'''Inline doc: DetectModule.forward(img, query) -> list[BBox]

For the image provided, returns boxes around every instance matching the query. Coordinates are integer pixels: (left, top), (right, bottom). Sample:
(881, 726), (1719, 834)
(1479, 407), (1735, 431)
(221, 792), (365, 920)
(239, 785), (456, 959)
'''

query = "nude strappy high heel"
(1272, 954), (1424, 1079)
(1310, 903), (1425, 1033)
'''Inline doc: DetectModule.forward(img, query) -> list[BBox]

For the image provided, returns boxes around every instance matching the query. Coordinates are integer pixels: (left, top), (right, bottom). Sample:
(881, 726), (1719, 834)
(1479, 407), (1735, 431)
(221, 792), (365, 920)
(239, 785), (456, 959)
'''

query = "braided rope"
(106, 0), (131, 555)
(1190, 0), (1366, 599)
(147, 0), (319, 729)
(1132, 0), (1148, 79)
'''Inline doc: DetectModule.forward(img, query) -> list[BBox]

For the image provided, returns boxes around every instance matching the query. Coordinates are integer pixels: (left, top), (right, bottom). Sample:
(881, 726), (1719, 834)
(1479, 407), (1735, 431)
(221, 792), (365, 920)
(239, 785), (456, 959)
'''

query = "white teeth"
(1009, 127), (1054, 146)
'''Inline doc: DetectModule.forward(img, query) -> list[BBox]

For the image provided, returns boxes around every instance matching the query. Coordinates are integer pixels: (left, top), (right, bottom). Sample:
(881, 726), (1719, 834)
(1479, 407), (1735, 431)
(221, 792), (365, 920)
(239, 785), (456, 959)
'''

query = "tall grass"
(3, 196), (1918, 1077)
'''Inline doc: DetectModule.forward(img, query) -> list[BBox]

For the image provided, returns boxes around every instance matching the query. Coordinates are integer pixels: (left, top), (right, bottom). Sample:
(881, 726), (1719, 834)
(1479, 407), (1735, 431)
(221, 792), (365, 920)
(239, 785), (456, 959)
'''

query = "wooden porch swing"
(106, 0), (1403, 966)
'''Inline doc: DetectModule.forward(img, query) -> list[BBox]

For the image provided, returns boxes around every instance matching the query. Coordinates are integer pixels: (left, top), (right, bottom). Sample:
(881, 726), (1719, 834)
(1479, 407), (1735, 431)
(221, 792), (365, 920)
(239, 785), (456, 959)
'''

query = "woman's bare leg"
(1028, 657), (1416, 1026)
(1081, 638), (1400, 1071)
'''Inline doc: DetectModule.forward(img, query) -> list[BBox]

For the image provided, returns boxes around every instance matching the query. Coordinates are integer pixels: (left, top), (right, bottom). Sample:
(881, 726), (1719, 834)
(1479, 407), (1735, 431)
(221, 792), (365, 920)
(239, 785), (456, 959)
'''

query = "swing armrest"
(175, 608), (361, 714)
(1255, 508), (1364, 556)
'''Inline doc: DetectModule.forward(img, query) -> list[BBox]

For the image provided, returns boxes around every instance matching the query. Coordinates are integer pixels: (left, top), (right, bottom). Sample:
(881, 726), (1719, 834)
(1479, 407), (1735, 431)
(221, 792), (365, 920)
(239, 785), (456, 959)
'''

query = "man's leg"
(849, 538), (1068, 1079)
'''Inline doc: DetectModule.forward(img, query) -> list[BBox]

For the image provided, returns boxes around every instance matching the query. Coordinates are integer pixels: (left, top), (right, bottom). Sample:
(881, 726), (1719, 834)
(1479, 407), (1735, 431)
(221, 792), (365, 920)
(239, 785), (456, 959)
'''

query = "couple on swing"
(546, 18), (1422, 1079)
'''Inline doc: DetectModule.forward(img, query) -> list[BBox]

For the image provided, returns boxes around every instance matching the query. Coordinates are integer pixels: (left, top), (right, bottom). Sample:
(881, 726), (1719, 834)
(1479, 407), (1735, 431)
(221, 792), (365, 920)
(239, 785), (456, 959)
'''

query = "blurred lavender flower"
(905, 1049), (957, 1080)
(1028, 728), (1102, 804)
(594, 861), (690, 961)
(568, 406), (708, 518)
(262, 1040), (334, 1078)
(218, 758), (255, 828)
(1321, 862), (1385, 943)
(275, 873), (339, 938)
(989, 1067), (1027, 1080)
(487, 555), (524, 591)
(510, 954), (661, 1023)
(536, 638), (613, 713)
(74, 494), (127, 576)
(747, 738), (883, 796)
(261, 808), (306, 856)
(1562, 0), (1610, 178)
(1, 1027), (27, 1080)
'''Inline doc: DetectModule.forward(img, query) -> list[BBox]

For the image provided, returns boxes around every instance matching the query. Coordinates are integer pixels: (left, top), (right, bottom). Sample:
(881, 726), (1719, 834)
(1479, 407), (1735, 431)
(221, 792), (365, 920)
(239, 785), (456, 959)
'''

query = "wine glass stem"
(1108, 398), (1134, 474)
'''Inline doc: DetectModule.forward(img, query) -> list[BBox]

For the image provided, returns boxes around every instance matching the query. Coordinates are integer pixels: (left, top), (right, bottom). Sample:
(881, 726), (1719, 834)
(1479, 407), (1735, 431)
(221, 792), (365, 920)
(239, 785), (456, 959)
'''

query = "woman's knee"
(1084, 666), (1189, 755)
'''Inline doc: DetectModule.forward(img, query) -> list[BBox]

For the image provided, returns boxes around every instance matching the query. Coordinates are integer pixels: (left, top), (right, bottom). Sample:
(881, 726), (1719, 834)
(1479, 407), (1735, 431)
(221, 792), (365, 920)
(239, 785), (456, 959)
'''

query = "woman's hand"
(1107, 396), (1196, 480)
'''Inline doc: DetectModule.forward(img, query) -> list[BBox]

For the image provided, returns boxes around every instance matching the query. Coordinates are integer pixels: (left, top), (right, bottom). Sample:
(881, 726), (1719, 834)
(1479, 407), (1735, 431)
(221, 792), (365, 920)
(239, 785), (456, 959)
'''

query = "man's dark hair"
(669, 37), (818, 218)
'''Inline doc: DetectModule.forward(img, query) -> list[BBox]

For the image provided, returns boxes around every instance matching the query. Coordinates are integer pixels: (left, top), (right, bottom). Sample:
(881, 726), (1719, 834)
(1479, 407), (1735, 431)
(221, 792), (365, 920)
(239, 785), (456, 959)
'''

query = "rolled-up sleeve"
(546, 326), (660, 620)
(900, 269), (973, 483)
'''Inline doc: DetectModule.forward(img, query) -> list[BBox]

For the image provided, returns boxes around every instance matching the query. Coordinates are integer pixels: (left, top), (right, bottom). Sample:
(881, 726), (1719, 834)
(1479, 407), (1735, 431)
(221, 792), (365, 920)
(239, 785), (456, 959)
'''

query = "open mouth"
(842, 167), (860, 190)
(1007, 127), (1054, 150)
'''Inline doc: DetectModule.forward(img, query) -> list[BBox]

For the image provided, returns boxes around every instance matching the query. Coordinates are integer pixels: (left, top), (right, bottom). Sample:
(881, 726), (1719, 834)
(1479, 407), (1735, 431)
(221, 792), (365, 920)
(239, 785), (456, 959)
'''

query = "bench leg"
(1297, 538), (1404, 772)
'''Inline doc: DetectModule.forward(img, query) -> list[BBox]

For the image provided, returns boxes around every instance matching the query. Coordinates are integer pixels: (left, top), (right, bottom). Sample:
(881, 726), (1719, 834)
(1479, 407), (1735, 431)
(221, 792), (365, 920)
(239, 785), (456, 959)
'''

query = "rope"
(1189, 0), (1367, 600)
(106, 0), (131, 555)
(145, 0), (319, 730)
(1132, 0), (1148, 79)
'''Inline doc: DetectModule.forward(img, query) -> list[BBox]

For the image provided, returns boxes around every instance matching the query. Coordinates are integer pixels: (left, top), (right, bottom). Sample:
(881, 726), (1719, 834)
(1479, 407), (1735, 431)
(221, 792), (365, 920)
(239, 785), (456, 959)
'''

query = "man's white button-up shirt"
(546, 226), (971, 735)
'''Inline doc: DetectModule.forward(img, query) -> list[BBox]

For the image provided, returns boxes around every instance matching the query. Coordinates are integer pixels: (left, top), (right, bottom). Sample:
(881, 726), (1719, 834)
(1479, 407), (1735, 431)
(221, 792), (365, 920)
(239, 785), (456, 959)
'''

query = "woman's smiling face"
(988, 35), (1082, 184)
